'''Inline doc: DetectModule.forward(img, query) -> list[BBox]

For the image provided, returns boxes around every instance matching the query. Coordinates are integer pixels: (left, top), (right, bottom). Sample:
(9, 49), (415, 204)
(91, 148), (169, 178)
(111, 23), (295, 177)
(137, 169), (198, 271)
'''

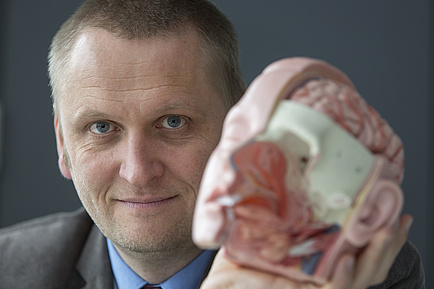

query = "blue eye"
(90, 121), (113, 134)
(161, 115), (185, 129)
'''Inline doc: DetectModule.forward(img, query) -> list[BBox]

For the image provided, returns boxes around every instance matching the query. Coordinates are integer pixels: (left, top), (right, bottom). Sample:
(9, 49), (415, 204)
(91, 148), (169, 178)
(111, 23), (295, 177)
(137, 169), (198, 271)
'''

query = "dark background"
(0, 0), (432, 286)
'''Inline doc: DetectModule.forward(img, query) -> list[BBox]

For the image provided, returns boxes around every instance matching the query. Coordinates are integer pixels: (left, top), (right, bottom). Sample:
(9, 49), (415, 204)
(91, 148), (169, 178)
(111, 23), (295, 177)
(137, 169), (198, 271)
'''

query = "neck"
(113, 241), (203, 284)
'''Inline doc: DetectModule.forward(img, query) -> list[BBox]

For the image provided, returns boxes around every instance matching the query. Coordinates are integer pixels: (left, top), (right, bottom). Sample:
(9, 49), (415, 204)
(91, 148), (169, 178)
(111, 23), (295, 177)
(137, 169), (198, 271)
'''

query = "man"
(0, 1), (424, 288)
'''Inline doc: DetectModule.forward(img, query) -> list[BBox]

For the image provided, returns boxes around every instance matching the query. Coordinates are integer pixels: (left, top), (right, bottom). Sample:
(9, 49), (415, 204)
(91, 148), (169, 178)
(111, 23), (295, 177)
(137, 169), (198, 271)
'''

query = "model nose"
(118, 134), (164, 187)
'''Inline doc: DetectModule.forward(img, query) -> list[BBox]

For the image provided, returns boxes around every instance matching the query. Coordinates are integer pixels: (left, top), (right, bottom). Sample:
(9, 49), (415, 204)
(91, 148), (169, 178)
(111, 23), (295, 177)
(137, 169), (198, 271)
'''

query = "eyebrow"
(70, 102), (207, 125)
(152, 102), (208, 118)
(70, 110), (112, 126)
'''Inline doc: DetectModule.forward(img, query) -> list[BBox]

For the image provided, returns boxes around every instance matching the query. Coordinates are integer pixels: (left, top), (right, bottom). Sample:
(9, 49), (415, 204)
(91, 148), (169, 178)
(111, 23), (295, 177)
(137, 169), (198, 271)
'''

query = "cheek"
(67, 144), (116, 200)
(166, 139), (218, 193)
(174, 147), (208, 185)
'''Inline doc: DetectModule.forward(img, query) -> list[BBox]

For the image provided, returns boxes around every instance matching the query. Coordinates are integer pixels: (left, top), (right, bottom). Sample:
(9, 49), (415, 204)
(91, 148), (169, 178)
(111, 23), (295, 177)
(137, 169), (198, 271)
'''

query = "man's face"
(54, 27), (227, 254)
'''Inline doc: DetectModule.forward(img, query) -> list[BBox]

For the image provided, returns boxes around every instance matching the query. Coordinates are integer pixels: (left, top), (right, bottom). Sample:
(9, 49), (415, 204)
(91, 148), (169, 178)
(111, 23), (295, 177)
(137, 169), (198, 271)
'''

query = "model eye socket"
(90, 121), (113, 134)
(161, 115), (185, 129)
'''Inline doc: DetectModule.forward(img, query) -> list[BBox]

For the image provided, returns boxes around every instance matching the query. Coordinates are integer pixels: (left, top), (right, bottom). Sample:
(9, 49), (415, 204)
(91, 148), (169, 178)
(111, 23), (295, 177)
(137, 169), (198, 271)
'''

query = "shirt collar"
(107, 238), (214, 289)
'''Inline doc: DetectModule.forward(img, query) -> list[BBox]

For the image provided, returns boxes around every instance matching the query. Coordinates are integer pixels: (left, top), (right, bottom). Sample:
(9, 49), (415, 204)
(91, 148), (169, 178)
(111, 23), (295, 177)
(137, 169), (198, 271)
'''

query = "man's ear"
(54, 112), (72, 180)
(345, 179), (403, 247)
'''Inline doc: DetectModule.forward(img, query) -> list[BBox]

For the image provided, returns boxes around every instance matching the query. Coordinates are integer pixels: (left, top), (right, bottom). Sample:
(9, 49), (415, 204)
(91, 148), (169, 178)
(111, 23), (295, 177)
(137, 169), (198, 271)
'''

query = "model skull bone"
(193, 57), (404, 284)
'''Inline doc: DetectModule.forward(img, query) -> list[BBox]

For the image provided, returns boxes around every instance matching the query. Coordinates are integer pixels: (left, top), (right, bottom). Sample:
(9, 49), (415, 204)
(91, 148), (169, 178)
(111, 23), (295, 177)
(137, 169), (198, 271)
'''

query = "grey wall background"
(0, 0), (432, 286)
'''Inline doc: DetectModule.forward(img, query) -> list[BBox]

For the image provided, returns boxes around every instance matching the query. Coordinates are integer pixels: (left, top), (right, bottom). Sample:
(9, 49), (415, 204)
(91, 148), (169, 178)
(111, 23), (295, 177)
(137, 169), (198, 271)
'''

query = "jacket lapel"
(71, 225), (114, 289)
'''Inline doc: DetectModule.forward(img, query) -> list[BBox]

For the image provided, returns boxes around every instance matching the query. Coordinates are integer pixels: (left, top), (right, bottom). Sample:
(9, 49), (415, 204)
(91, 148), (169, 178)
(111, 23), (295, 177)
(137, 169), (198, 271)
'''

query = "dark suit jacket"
(0, 208), (425, 289)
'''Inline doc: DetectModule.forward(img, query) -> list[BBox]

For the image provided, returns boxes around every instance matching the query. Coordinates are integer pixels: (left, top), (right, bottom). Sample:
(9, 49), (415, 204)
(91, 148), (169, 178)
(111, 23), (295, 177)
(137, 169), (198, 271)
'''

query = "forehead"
(53, 26), (228, 127)
(69, 27), (202, 83)
(57, 27), (222, 112)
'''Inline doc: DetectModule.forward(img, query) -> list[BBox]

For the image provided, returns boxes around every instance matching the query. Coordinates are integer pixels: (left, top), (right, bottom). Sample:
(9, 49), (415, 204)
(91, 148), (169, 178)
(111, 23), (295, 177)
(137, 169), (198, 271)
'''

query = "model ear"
(54, 112), (72, 180)
(345, 179), (403, 247)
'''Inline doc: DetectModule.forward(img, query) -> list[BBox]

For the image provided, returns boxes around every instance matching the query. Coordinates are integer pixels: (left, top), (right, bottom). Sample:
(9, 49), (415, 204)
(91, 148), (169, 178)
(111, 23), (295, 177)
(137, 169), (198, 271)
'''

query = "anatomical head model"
(193, 57), (404, 284)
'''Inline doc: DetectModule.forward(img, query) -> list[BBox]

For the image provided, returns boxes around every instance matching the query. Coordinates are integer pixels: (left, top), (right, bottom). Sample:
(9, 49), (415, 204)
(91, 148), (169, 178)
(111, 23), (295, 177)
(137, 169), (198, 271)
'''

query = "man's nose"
(118, 134), (164, 187)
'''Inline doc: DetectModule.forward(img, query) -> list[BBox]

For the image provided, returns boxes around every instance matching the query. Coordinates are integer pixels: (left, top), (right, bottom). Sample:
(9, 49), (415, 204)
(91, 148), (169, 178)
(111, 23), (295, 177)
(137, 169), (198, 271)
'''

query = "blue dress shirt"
(107, 239), (214, 289)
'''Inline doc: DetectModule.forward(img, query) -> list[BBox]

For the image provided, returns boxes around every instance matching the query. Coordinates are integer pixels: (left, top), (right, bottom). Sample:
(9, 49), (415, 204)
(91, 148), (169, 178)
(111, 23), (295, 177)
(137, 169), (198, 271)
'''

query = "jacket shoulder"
(369, 241), (425, 289)
(0, 207), (92, 249)
(0, 208), (94, 287)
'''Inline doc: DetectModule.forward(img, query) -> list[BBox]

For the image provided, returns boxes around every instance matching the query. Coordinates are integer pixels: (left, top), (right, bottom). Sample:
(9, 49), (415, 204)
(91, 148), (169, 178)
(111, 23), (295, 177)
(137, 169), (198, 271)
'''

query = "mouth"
(117, 195), (179, 209)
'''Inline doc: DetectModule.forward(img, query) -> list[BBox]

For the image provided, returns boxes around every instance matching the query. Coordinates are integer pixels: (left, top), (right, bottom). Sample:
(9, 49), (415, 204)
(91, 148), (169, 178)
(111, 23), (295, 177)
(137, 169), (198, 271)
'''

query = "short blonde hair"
(48, 0), (245, 111)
